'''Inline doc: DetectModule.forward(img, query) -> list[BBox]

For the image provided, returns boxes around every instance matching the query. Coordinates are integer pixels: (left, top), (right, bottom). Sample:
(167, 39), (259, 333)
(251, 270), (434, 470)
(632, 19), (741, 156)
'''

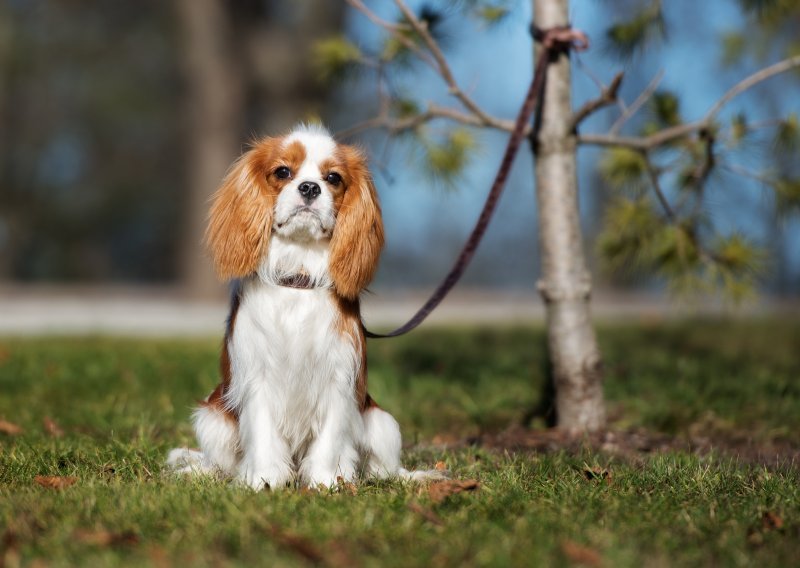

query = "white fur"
(273, 128), (339, 242)
(167, 125), (439, 489)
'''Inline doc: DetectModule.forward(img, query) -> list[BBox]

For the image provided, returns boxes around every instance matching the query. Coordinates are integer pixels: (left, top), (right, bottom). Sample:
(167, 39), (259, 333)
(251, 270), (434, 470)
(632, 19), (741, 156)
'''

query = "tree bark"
(175, 0), (245, 299)
(533, 0), (605, 432)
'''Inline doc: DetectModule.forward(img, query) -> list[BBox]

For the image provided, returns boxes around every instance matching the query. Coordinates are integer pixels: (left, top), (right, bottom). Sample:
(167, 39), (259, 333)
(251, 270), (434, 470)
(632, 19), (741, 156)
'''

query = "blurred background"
(0, 0), (798, 334)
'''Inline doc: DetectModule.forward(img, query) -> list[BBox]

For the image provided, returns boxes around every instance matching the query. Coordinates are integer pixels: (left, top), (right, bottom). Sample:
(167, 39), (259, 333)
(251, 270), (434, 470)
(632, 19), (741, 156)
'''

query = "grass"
(1, 320), (799, 566)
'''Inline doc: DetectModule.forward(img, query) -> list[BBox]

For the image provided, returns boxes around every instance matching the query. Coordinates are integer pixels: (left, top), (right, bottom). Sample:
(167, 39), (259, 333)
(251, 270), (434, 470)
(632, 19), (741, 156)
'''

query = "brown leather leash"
(365, 25), (589, 339)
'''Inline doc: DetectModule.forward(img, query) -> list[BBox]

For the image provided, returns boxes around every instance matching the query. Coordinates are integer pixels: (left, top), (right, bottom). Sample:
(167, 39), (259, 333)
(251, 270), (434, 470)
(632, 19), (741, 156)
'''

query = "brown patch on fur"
(206, 138), (307, 280)
(200, 287), (242, 424)
(332, 292), (371, 411)
(328, 145), (384, 300)
(363, 393), (379, 411)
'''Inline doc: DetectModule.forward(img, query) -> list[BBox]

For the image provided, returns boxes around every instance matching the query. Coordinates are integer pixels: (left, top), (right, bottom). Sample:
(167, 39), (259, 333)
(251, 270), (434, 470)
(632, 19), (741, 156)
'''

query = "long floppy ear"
(329, 148), (385, 300)
(205, 146), (276, 280)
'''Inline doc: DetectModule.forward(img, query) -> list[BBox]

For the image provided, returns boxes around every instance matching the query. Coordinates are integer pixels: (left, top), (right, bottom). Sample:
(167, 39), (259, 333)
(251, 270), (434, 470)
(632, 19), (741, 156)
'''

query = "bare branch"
(610, 69), (664, 135)
(345, 0), (410, 34)
(580, 55), (800, 150)
(570, 72), (624, 130)
(641, 151), (676, 221)
(336, 102), (520, 140)
(345, 0), (438, 69)
(392, 0), (497, 126)
(574, 54), (628, 116)
(721, 162), (776, 185)
(704, 54), (800, 122)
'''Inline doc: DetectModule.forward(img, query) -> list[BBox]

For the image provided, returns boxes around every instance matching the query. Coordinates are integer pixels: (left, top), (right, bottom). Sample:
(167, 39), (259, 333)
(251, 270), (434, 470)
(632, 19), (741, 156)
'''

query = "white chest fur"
(225, 241), (361, 454)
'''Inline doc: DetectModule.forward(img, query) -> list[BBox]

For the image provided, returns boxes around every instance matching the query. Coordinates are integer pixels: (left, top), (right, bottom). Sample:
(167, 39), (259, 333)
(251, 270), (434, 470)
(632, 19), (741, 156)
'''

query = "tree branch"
(641, 151), (676, 221)
(570, 71), (624, 130)
(392, 0), (498, 127)
(579, 54), (800, 150)
(610, 69), (664, 135)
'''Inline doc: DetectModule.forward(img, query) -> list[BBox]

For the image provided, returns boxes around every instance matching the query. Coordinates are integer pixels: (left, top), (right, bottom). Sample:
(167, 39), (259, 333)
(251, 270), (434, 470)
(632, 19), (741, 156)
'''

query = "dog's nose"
(298, 181), (321, 201)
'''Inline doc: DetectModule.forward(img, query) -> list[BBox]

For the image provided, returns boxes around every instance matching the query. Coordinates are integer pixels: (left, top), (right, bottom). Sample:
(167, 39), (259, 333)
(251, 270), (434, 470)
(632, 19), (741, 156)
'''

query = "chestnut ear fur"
(328, 146), (384, 300)
(205, 142), (277, 280)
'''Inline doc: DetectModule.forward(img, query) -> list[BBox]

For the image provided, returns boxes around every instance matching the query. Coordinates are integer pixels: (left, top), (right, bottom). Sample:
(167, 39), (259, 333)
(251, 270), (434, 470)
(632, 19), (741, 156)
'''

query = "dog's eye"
(325, 172), (342, 186)
(275, 166), (292, 180)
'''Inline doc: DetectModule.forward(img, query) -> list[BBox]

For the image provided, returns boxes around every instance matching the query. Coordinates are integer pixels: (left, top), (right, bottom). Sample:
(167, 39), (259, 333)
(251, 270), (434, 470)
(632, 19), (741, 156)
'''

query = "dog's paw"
(236, 461), (293, 491)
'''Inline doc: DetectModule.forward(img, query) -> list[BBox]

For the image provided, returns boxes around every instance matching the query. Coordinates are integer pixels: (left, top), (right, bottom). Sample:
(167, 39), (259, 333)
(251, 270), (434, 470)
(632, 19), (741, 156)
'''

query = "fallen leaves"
(34, 476), (77, 490)
(427, 479), (479, 504)
(582, 465), (613, 486)
(408, 502), (444, 526)
(761, 511), (784, 531)
(74, 529), (139, 547)
(0, 419), (23, 436)
(43, 417), (64, 438)
(560, 540), (602, 567)
(264, 523), (354, 567)
(747, 510), (786, 546)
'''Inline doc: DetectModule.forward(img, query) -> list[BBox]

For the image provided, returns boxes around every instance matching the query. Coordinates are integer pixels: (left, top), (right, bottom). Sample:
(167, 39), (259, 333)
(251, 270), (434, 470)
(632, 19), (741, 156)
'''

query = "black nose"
(298, 181), (321, 201)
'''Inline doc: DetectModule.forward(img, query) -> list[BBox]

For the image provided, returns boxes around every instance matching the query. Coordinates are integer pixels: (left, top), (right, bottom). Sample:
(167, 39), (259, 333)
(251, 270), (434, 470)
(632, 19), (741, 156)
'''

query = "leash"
(365, 25), (589, 339)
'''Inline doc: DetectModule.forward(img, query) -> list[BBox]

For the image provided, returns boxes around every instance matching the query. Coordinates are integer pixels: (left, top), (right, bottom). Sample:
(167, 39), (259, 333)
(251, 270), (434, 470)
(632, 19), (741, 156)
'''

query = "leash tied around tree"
(364, 25), (589, 339)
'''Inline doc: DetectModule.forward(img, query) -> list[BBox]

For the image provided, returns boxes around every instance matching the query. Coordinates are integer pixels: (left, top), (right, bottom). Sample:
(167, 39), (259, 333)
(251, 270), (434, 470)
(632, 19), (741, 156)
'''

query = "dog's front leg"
(236, 385), (293, 490)
(301, 390), (360, 489)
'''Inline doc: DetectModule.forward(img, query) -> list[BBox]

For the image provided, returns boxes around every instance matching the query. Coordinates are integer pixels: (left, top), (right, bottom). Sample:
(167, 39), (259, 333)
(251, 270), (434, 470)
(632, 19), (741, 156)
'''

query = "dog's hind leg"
(191, 404), (239, 476)
(362, 397), (448, 482)
(166, 402), (240, 477)
(362, 404), (402, 478)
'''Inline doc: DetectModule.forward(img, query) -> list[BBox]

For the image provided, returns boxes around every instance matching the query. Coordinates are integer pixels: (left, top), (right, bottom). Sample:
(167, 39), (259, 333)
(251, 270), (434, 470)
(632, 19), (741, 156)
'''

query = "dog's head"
(206, 124), (384, 300)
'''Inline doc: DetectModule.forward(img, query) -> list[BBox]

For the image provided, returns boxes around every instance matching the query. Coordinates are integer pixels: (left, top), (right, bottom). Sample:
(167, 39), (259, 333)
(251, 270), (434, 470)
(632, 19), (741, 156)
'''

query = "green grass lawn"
(1, 320), (799, 567)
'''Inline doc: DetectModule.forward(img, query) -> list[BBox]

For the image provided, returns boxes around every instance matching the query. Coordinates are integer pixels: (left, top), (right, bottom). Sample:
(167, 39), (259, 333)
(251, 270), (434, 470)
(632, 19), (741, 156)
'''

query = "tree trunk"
(532, 0), (605, 432)
(175, 0), (245, 299)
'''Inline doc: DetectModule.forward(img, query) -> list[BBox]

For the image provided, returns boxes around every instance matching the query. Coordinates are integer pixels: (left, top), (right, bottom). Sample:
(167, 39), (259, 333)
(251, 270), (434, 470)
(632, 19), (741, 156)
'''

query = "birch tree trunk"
(533, 0), (605, 432)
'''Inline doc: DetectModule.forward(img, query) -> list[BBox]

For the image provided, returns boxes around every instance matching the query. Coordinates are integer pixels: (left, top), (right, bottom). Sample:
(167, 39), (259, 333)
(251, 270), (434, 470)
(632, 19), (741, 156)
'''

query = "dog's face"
(206, 125), (384, 299)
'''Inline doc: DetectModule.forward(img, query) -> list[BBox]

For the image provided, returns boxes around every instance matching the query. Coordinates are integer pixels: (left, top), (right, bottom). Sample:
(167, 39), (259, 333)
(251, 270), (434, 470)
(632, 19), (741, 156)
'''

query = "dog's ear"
(206, 142), (277, 280)
(329, 146), (384, 300)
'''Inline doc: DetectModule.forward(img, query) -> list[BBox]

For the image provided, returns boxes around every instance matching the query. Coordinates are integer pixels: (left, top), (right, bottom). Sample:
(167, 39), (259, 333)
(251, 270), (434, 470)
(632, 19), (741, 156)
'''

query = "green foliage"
(390, 97), (422, 119)
(650, 90), (682, 127)
(605, 1), (665, 58)
(2, 327), (800, 566)
(773, 177), (800, 213)
(597, 198), (666, 272)
(720, 31), (747, 67)
(600, 148), (648, 192)
(738, 0), (799, 22)
(598, 196), (766, 302)
(423, 128), (476, 182)
(312, 36), (362, 83)
(774, 112), (799, 151)
(729, 113), (749, 146)
(475, 4), (511, 24)
(450, 0), (513, 25)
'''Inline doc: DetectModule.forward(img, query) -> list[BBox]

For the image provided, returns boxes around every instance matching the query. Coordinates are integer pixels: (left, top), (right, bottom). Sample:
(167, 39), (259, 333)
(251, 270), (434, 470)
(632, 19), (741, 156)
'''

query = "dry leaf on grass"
(266, 524), (325, 565)
(561, 540), (602, 567)
(582, 465), (613, 485)
(408, 502), (444, 526)
(761, 511), (784, 531)
(428, 479), (479, 504)
(74, 529), (139, 547)
(336, 476), (358, 496)
(0, 419), (23, 436)
(43, 417), (64, 438)
(34, 476), (77, 489)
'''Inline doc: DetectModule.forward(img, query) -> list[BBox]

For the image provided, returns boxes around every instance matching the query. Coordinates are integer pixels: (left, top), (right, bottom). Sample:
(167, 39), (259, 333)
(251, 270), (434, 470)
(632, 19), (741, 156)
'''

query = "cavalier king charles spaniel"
(168, 124), (439, 489)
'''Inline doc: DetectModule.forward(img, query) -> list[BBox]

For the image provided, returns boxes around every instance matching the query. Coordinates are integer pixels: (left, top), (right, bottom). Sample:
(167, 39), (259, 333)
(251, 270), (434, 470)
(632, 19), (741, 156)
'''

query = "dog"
(167, 124), (439, 489)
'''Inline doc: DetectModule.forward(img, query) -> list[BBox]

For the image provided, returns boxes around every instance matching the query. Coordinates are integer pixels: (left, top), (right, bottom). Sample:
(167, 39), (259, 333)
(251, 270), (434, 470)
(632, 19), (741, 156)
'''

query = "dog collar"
(277, 274), (314, 289)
